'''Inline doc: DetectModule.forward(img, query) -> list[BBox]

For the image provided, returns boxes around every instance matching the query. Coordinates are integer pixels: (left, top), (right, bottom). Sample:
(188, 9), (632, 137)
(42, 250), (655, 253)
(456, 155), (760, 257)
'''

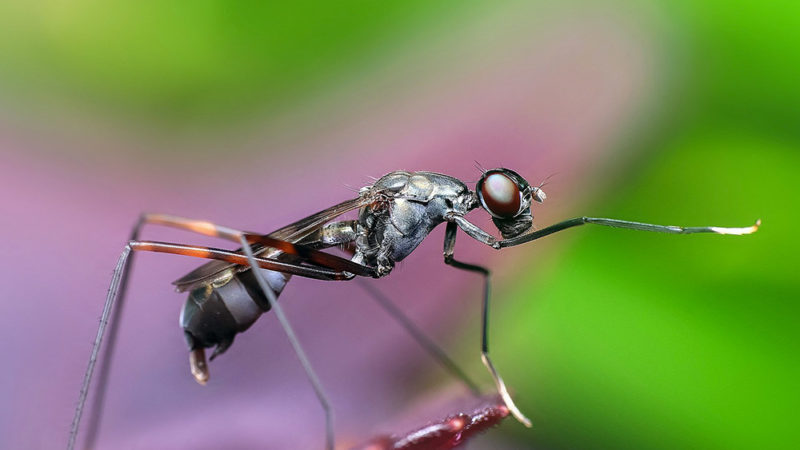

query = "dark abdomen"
(179, 268), (290, 359)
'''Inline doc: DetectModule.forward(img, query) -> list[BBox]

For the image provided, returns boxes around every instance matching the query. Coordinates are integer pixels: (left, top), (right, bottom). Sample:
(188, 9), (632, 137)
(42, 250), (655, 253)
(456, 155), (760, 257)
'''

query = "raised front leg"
(497, 217), (760, 248)
(450, 214), (759, 250)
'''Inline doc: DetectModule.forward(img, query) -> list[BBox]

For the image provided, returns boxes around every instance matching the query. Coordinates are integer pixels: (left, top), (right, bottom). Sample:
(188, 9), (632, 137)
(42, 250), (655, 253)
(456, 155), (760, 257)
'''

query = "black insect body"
(70, 168), (759, 450)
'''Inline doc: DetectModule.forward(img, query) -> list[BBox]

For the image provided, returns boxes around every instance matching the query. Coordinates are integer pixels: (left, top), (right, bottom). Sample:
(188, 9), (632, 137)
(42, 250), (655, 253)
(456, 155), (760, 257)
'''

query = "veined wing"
(172, 192), (377, 291)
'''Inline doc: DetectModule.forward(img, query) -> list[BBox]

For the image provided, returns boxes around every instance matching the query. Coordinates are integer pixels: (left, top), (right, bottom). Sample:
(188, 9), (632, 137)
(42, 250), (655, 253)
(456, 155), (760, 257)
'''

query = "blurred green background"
(493, 136), (798, 449)
(1, 1), (797, 449)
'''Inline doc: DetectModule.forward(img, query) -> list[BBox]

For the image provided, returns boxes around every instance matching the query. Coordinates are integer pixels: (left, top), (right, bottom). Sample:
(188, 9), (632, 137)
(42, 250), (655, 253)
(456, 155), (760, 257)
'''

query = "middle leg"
(443, 222), (532, 427)
(355, 279), (482, 396)
(238, 236), (334, 450)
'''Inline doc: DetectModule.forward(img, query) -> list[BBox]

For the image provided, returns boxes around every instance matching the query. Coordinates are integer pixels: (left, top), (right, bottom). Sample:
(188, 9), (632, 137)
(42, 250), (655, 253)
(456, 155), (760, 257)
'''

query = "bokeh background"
(0, 1), (797, 449)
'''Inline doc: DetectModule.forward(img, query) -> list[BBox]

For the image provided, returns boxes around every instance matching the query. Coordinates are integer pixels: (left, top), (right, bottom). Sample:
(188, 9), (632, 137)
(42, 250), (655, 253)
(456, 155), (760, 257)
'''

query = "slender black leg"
(442, 222), (532, 427)
(69, 244), (133, 450)
(78, 215), (146, 450)
(498, 217), (760, 248)
(355, 279), (482, 396)
(449, 215), (759, 249)
(239, 236), (334, 450)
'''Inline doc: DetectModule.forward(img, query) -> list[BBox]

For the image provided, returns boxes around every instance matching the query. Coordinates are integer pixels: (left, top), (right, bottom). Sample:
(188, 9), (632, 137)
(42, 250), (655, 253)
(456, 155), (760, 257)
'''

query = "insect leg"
(239, 236), (334, 450)
(77, 215), (150, 450)
(497, 217), (761, 248)
(129, 240), (358, 279)
(308, 222), (480, 394)
(89, 211), (256, 440)
(449, 215), (759, 249)
(304, 224), (480, 394)
(304, 225), (482, 394)
(355, 279), (482, 396)
(90, 211), (249, 437)
(142, 213), (376, 277)
(71, 238), (358, 450)
(442, 222), (532, 427)
(140, 213), (252, 241)
(70, 245), (133, 450)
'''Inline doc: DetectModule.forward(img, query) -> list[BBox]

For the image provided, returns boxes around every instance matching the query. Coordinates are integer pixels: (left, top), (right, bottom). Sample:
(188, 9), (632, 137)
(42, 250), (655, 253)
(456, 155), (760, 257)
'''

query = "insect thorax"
(354, 171), (475, 275)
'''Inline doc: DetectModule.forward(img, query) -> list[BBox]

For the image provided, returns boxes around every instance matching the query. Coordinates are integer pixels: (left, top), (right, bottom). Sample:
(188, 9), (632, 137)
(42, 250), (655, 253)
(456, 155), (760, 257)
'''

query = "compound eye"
(480, 172), (522, 218)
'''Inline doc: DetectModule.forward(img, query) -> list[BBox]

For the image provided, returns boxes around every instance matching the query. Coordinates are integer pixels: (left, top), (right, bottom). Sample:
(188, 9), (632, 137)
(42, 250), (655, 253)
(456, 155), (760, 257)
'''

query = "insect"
(68, 168), (759, 449)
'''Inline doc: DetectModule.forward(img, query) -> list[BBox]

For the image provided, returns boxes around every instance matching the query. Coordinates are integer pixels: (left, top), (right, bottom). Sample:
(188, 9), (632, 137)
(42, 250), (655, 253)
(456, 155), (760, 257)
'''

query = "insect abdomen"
(179, 268), (289, 359)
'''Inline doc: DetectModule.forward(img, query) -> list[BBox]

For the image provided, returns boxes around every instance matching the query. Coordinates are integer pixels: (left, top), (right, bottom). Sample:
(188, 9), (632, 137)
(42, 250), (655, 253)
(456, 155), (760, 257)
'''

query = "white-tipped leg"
(482, 353), (531, 427)
(709, 219), (761, 235)
(442, 222), (532, 427)
(497, 217), (761, 248)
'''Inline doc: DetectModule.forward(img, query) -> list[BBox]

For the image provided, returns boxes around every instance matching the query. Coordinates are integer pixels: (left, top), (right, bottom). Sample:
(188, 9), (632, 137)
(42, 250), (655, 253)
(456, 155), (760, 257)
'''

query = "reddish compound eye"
(480, 172), (522, 218)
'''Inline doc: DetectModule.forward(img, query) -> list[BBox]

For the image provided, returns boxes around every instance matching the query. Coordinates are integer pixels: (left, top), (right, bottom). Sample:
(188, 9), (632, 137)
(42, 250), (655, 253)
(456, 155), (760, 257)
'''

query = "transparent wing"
(172, 194), (376, 291)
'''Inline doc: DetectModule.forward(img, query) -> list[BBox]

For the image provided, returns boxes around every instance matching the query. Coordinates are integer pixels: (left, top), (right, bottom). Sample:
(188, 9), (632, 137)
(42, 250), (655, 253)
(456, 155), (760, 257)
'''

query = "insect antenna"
(537, 172), (558, 190)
